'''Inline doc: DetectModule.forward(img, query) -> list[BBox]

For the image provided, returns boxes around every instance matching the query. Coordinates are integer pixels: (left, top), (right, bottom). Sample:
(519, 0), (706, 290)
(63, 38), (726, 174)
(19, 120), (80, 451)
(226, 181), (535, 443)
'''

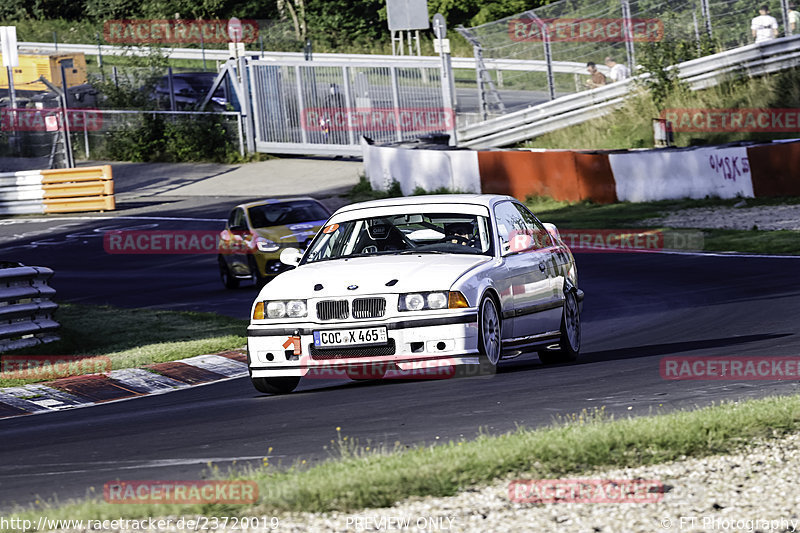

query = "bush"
(99, 113), (239, 162)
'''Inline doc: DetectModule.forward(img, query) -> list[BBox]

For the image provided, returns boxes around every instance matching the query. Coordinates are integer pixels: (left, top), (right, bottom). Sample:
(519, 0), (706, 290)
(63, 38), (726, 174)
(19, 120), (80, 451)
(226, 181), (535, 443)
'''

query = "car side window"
(228, 209), (245, 230)
(513, 203), (553, 249)
(494, 201), (530, 255)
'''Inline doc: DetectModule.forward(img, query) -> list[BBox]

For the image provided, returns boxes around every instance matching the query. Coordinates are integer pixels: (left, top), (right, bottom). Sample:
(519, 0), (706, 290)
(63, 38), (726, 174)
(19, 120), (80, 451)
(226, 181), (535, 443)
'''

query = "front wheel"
(218, 256), (239, 289)
(251, 376), (300, 394)
(476, 295), (502, 374)
(538, 290), (581, 364)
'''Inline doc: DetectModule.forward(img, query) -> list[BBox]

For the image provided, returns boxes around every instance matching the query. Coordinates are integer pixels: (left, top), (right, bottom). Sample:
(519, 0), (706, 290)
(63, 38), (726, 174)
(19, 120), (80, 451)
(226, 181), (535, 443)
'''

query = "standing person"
(788, 2), (800, 33)
(751, 5), (778, 43)
(584, 62), (607, 89)
(604, 57), (630, 82)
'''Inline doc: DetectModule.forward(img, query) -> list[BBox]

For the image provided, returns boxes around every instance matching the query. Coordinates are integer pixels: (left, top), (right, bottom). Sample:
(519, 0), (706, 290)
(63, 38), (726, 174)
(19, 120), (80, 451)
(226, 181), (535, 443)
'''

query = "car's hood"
(259, 254), (491, 299)
(252, 219), (327, 245)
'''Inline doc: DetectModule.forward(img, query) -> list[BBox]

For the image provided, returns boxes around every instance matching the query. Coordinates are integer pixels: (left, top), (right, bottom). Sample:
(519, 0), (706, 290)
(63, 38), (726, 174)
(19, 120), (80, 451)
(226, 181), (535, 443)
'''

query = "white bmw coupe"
(246, 194), (583, 394)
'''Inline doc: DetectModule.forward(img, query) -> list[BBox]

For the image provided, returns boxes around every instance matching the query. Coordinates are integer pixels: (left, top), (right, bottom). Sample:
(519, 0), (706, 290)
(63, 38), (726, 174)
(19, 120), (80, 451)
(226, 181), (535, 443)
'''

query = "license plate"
(313, 327), (388, 349)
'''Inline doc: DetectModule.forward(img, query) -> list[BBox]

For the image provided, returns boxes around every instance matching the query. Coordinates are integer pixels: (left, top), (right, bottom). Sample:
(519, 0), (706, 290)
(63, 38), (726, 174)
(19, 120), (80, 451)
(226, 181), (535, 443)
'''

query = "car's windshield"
(248, 201), (330, 228)
(304, 212), (493, 263)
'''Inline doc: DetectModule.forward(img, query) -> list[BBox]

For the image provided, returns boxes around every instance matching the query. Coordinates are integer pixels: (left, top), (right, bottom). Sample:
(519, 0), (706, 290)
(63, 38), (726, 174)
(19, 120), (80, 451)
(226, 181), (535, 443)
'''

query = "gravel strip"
(641, 204), (800, 231)
(272, 433), (800, 533)
(45, 433), (800, 532)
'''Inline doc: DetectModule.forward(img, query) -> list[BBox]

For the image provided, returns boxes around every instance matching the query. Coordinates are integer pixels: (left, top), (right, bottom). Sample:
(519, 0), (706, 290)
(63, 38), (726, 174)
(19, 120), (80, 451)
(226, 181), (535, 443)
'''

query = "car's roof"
(334, 194), (515, 216)
(233, 197), (323, 211)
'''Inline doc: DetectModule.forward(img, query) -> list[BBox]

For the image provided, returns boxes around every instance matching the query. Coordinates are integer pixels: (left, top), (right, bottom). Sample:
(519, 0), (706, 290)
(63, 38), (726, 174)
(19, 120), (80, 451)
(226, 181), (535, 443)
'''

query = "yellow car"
(218, 197), (331, 289)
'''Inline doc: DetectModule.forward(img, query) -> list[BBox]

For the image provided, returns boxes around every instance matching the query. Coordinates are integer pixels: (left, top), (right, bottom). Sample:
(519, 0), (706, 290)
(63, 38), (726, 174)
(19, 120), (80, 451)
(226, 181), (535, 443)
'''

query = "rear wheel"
(218, 256), (239, 289)
(538, 290), (581, 364)
(251, 376), (300, 394)
(476, 294), (502, 375)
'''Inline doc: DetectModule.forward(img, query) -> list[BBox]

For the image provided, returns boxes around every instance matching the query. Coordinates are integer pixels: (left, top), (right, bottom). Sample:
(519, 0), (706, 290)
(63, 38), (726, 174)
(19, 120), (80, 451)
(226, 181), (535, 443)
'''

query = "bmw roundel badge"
(347, 284), (358, 290)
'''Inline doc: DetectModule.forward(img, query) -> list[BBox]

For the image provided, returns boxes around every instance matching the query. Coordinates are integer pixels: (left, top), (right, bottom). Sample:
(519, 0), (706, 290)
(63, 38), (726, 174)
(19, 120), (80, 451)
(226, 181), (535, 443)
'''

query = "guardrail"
(0, 263), (59, 353)
(0, 165), (115, 215)
(459, 35), (800, 148)
(18, 41), (594, 74)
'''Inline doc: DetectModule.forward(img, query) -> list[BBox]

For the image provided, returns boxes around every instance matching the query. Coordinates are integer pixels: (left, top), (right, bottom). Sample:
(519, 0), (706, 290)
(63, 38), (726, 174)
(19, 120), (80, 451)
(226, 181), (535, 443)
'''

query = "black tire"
(475, 294), (502, 375)
(538, 290), (581, 364)
(218, 256), (239, 289)
(248, 256), (268, 289)
(251, 376), (300, 394)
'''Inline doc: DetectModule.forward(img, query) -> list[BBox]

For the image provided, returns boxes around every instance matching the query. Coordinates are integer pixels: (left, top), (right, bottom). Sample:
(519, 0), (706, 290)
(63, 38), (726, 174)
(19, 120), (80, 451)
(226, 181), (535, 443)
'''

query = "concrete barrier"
(609, 145), (754, 202)
(0, 165), (115, 215)
(362, 139), (480, 195)
(362, 139), (800, 204)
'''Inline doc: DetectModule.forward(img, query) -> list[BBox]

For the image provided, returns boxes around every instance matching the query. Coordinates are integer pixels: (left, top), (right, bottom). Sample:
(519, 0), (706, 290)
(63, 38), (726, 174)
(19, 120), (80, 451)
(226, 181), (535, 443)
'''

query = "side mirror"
(542, 223), (561, 243)
(279, 247), (303, 267)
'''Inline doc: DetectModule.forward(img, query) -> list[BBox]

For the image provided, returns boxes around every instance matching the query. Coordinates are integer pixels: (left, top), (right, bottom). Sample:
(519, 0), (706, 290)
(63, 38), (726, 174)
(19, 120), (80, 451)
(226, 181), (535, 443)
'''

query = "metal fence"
(0, 263), (59, 353)
(247, 58), (452, 156)
(457, 0), (796, 118)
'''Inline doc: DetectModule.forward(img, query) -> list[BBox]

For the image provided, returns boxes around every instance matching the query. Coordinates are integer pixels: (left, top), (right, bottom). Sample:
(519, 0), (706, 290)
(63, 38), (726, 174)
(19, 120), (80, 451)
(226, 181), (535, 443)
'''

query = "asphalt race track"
(1, 205), (799, 510)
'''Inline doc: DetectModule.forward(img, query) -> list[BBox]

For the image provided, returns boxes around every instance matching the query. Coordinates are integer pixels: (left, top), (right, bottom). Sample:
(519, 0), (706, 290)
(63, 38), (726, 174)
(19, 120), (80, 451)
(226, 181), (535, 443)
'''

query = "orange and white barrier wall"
(362, 139), (800, 203)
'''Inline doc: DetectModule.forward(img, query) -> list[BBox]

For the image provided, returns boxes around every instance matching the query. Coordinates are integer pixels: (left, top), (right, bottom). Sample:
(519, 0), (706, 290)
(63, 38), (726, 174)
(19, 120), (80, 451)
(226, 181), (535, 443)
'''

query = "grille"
(352, 297), (386, 319)
(310, 339), (396, 360)
(316, 300), (349, 321)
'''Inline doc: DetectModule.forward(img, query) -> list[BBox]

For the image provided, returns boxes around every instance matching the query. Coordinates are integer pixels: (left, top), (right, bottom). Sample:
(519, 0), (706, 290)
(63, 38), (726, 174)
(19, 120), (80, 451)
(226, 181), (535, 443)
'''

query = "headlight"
(399, 291), (466, 311)
(427, 292), (448, 309)
(256, 238), (280, 252)
(266, 301), (286, 318)
(403, 293), (425, 311)
(286, 300), (307, 318)
(264, 300), (307, 319)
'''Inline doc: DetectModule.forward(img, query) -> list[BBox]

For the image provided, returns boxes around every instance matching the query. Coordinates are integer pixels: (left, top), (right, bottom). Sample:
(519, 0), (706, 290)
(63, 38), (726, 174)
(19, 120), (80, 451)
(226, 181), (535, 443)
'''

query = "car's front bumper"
(247, 310), (479, 377)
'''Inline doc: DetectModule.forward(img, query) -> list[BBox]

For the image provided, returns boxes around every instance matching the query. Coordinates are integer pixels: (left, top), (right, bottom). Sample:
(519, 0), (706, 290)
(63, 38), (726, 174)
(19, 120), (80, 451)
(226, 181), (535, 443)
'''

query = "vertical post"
(6, 66), (16, 111)
(53, 31), (58, 51)
(95, 32), (103, 68)
(781, 0), (792, 36)
(390, 66), (403, 141)
(433, 14), (457, 145)
(112, 66), (119, 88)
(700, 0), (712, 38)
(167, 66), (176, 111)
(59, 64), (75, 169)
(236, 113), (245, 157)
(693, 12), (702, 54)
(342, 65), (355, 146)
(200, 32), (207, 71)
(415, 30), (421, 56)
(83, 110), (90, 159)
(543, 28), (555, 100)
(294, 65), (308, 144)
(259, 34), (264, 56)
(239, 56), (256, 153)
(621, 0), (636, 77)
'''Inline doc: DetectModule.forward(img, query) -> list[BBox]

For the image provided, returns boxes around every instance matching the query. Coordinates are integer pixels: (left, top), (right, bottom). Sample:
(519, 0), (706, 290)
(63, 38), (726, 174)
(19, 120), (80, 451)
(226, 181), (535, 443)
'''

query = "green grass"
(0, 303), (246, 387)
(5, 394), (800, 528)
(525, 68), (800, 150)
(528, 196), (800, 255)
